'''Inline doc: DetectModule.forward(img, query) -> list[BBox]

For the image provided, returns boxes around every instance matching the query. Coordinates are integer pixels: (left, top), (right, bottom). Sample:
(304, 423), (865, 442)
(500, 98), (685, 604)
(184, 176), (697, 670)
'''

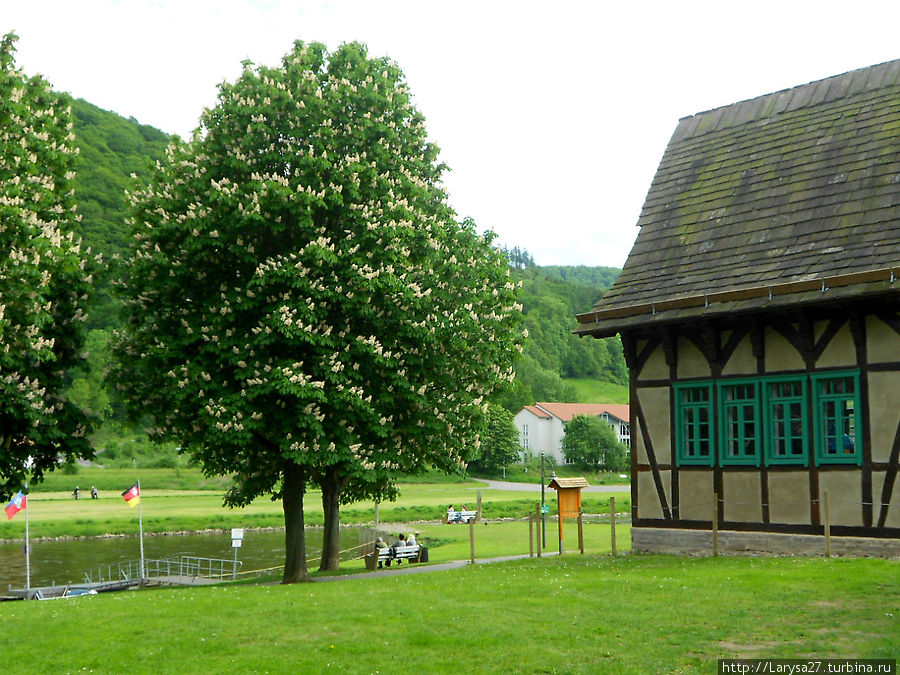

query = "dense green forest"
(70, 98), (173, 330)
(61, 102), (626, 455)
(498, 247), (626, 410)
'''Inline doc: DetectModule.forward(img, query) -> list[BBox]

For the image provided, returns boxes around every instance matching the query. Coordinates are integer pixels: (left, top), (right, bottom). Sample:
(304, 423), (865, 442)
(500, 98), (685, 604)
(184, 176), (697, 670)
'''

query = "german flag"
(121, 482), (140, 508)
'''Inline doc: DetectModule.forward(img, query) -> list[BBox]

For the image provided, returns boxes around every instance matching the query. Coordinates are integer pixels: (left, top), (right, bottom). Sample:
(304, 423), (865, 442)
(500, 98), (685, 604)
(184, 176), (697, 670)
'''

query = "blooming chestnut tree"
(0, 33), (95, 499)
(113, 41), (523, 582)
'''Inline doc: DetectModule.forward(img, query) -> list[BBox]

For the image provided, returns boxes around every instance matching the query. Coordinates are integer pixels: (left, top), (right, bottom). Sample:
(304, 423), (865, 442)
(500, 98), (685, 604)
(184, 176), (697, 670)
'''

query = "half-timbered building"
(575, 60), (900, 555)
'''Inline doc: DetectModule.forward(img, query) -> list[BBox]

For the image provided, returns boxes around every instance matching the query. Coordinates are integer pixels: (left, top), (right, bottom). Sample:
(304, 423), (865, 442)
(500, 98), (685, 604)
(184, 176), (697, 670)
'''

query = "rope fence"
(226, 489), (889, 578)
(236, 540), (377, 578)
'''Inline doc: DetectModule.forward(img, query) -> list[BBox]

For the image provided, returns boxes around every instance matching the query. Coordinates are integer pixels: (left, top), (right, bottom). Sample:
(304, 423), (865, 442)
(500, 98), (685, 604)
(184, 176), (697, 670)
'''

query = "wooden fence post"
(529, 512), (534, 558)
(610, 496), (617, 557)
(824, 491), (832, 558)
(577, 511), (584, 554)
(469, 518), (475, 564)
(712, 491), (719, 557)
(536, 503), (542, 558)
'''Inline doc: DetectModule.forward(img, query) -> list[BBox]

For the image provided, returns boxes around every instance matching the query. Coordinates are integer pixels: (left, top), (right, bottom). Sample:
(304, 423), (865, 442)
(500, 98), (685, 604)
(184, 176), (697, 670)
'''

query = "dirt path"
(472, 479), (629, 493)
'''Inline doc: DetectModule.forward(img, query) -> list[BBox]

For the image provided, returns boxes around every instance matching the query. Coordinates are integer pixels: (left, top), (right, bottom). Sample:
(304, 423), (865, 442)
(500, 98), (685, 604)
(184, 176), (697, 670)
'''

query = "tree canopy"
(113, 40), (524, 582)
(560, 414), (628, 471)
(0, 33), (95, 498)
(469, 404), (521, 474)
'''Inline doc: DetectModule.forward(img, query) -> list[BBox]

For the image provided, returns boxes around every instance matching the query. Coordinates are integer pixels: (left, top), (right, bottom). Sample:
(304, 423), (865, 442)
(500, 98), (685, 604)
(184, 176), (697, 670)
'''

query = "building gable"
(577, 59), (900, 338)
(580, 60), (900, 555)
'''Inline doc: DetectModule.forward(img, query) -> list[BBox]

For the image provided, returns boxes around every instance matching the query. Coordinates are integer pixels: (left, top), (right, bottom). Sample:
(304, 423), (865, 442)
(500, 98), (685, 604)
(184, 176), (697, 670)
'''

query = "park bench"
(445, 509), (478, 524)
(364, 544), (425, 570)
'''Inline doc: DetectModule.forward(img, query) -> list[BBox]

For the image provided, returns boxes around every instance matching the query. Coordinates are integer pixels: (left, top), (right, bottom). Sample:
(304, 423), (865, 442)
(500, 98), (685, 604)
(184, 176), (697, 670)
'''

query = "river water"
(0, 527), (379, 592)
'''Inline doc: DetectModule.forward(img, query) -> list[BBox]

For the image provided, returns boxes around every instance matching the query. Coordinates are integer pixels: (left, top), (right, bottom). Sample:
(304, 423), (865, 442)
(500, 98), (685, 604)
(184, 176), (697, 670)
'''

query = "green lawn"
(3, 472), (896, 672)
(565, 377), (629, 403)
(4, 554), (896, 673)
(1, 479), (632, 541)
(30, 466), (232, 493)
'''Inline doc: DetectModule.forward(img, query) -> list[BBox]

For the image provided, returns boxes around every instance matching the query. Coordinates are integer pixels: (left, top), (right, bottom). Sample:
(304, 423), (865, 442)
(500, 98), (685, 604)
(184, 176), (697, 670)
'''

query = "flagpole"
(25, 484), (30, 591)
(138, 479), (145, 581)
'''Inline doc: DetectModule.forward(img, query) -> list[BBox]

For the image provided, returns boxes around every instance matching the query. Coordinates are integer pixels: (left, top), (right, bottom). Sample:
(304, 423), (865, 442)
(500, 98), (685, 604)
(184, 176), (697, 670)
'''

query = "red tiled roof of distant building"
(532, 402), (630, 423)
(522, 405), (552, 419)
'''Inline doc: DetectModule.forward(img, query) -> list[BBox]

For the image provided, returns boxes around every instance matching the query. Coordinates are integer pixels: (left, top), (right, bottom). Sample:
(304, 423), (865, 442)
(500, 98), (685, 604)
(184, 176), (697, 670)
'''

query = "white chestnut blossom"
(0, 33), (94, 496)
(112, 39), (524, 577)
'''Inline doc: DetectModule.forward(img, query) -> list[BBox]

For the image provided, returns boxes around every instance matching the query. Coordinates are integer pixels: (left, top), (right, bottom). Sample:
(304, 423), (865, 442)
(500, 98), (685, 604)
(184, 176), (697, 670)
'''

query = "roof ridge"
(674, 58), (900, 143)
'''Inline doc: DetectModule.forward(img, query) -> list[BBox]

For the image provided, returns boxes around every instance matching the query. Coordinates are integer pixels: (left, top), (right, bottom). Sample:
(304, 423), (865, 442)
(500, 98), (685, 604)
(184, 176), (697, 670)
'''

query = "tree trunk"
(281, 462), (309, 583)
(319, 466), (347, 572)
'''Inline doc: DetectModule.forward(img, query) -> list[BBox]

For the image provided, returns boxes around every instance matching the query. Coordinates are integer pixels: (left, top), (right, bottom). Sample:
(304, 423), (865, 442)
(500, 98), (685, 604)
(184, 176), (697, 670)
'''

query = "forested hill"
(533, 265), (619, 290)
(71, 99), (174, 329)
(495, 264), (626, 410)
(72, 99), (173, 259)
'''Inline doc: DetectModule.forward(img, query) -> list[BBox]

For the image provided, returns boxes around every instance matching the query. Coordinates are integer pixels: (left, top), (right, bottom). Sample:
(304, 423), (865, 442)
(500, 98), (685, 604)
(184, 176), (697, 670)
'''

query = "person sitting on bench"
(387, 534), (407, 566)
(374, 536), (388, 568)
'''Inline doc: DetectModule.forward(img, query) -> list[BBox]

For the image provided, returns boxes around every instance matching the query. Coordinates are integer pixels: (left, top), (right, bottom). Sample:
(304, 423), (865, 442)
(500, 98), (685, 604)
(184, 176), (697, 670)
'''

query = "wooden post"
(577, 511), (584, 554)
(469, 518), (475, 564)
(712, 491), (719, 557)
(536, 504), (542, 558)
(824, 491), (832, 558)
(529, 512), (534, 558)
(610, 497), (617, 557)
(558, 508), (564, 555)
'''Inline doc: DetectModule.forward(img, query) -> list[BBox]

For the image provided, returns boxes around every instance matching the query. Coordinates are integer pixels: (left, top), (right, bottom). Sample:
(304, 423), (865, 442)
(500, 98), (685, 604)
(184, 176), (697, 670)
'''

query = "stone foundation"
(632, 527), (900, 558)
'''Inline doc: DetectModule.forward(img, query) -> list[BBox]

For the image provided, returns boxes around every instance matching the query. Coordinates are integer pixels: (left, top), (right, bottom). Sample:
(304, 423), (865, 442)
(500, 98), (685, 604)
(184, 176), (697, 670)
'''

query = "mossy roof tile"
(588, 58), (900, 324)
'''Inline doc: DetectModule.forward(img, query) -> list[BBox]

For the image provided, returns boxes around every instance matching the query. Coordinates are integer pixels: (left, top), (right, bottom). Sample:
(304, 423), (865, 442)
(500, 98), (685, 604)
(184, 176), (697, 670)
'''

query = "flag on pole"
(121, 482), (140, 508)
(5, 491), (26, 520)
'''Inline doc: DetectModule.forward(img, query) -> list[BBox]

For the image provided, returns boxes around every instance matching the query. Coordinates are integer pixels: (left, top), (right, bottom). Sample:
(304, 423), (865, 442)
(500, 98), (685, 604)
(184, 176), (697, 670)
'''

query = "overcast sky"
(6, 1), (900, 267)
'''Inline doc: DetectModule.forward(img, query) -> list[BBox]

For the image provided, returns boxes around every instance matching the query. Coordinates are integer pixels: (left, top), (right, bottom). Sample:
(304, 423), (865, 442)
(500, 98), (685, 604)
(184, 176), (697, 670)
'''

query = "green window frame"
(674, 382), (714, 466)
(672, 371), (862, 468)
(812, 370), (862, 466)
(717, 380), (761, 466)
(762, 376), (809, 466)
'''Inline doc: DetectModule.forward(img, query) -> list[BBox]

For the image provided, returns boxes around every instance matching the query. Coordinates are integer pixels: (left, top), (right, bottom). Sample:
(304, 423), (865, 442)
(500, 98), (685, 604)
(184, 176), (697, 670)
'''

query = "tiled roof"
(531, 402), (630, 423)
(577, 59), (900, 336)
(522, 405), (552, 419)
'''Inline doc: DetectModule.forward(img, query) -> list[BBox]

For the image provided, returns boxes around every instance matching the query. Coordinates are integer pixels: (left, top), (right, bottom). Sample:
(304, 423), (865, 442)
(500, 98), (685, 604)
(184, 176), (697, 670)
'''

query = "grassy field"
(29, 467), (232, 493)
(1, 479), (632, 541)
(3, 554), (896, 673)
(3, 471), (896, 671)
(565, 377), (629, 403)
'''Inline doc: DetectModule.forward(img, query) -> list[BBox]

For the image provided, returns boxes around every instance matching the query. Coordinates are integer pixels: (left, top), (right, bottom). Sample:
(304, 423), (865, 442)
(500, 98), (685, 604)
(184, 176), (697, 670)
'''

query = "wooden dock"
(5, 555), (241, 599)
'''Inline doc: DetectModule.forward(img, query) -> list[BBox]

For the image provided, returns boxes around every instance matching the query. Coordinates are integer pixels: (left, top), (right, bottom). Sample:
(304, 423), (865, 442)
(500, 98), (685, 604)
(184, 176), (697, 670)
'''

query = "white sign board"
(232, 539), (242, 548)
(231, 528), (244, 540)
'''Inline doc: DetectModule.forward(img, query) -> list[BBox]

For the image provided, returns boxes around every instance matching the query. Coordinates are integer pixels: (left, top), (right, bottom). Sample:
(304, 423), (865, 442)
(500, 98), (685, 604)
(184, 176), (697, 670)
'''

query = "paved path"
(312, 551), (560, 583)
(472, 479), (630, 493)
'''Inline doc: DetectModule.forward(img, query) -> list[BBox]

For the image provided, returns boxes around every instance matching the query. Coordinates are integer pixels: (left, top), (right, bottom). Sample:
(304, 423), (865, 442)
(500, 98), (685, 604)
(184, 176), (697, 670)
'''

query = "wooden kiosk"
(547, 474), (589, 554)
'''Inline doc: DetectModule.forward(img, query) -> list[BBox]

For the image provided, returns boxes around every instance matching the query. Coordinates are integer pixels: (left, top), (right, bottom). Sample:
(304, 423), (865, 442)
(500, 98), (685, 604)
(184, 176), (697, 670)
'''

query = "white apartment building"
(513, 402), (630, 465)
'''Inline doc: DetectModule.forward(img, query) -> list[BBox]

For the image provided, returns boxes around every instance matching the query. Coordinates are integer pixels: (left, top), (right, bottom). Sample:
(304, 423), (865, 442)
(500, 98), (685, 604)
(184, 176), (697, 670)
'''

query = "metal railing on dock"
(84, 556), (242, 585)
